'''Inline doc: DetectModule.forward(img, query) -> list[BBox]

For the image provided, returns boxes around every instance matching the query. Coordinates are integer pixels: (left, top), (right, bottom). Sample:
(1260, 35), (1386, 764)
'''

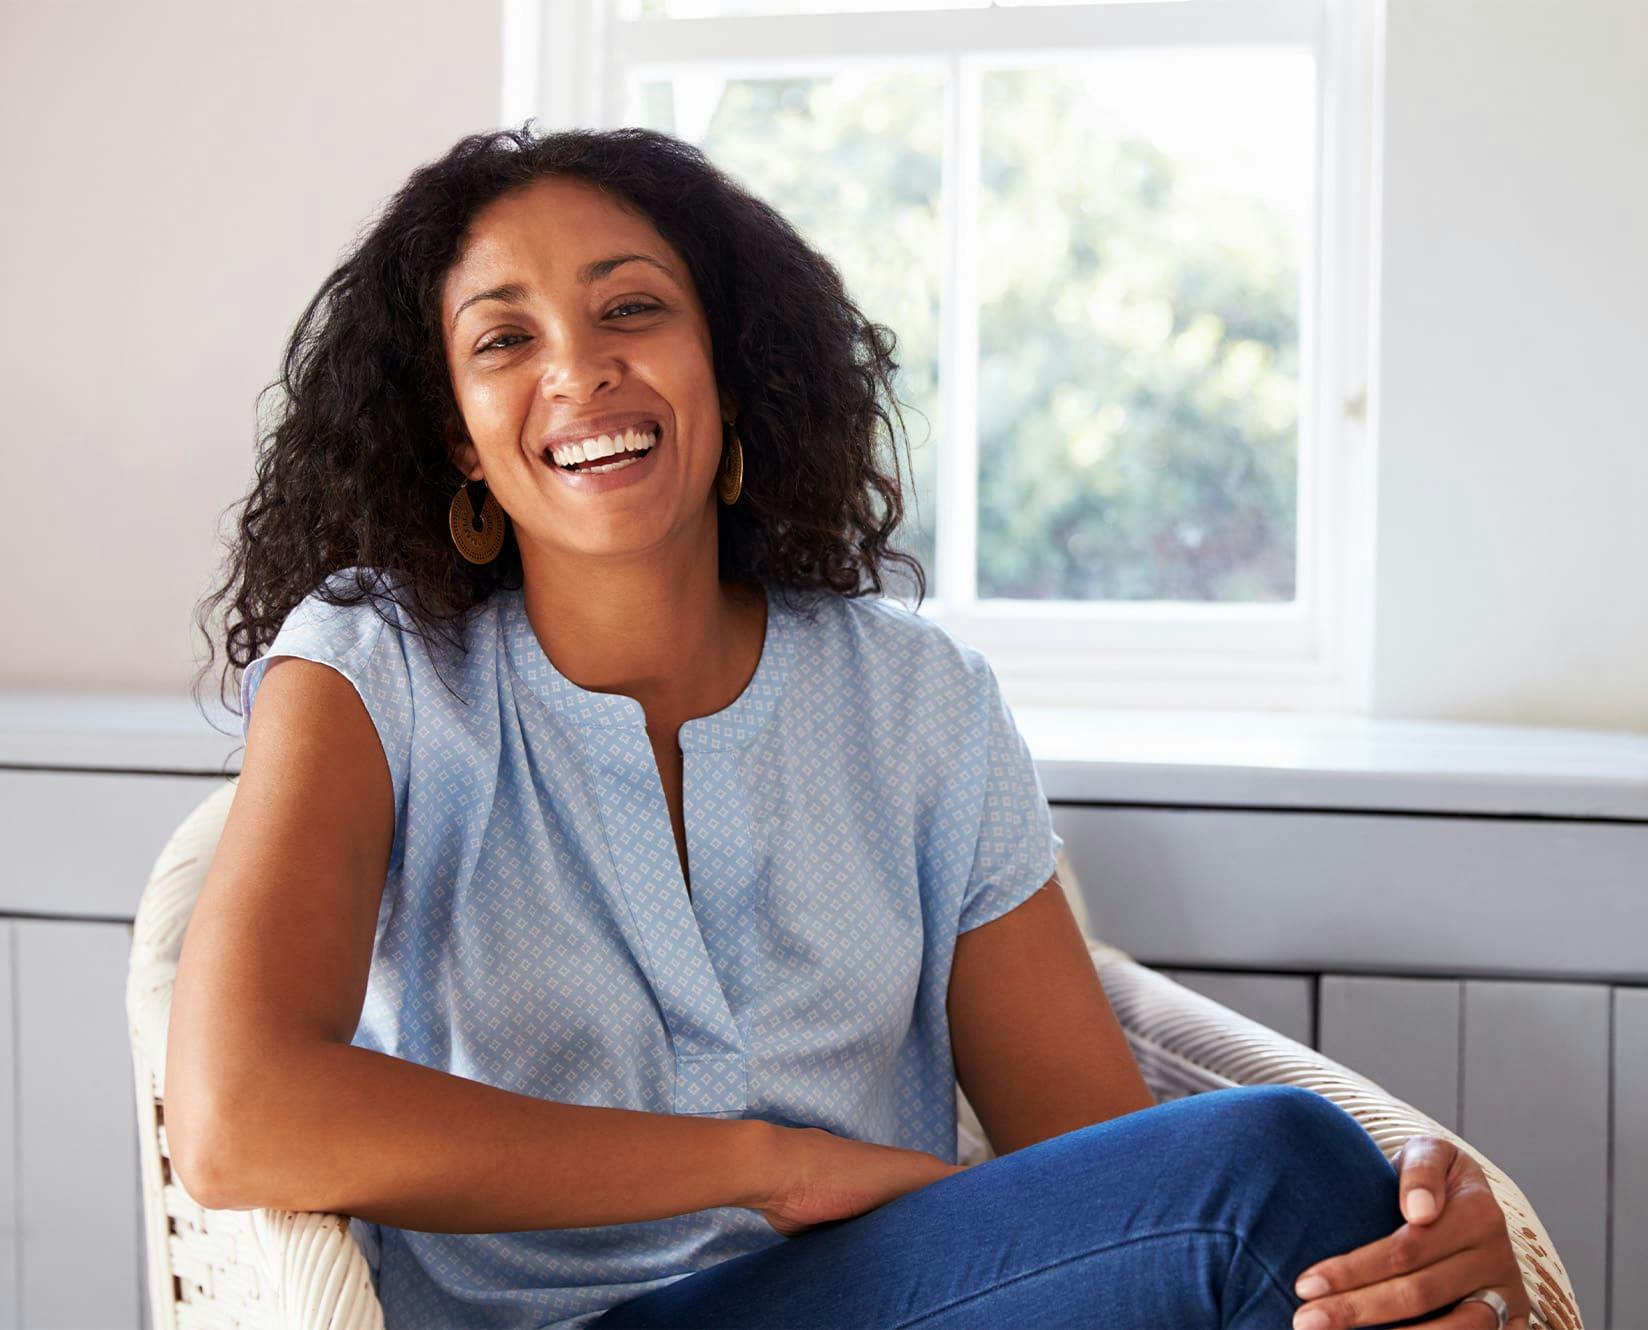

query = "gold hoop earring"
(449, 478), (507, 565)
(718, 420), (744, 506)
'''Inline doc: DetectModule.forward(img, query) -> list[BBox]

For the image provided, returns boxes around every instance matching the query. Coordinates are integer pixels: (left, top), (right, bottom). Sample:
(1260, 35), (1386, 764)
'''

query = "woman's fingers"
(1395, 1135), (1459, 1225)
(1295, 1182), (1485, 1303)
(1380, 1294), (1530, 1330)
(1290, 1244), (1512, 1329)
(1290, 1159), (1530, 1330)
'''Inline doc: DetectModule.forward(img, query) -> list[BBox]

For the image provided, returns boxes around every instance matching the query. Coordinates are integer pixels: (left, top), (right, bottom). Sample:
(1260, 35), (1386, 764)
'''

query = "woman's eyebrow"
(449, 254), (678, 332)
(578, 252), (677, 285)
(450, 282), (530, 332)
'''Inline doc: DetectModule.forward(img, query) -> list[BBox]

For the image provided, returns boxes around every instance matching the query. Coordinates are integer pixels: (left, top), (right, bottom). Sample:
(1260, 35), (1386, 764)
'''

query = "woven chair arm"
(245, 1207), (384, 1330)
(1087, 940), (1582, 1330)
(132, 1078), (383, 1330)
(134, 1076), (383, 1330)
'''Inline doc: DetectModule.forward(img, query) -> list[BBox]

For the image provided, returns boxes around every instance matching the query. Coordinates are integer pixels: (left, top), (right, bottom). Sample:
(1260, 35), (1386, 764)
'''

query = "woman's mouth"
(541, 423), (662, 491)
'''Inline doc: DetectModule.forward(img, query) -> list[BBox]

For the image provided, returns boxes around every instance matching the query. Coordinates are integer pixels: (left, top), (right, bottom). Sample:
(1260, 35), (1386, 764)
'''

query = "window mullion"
(936, 54), (980, 611)
(531, 0), (611, 129)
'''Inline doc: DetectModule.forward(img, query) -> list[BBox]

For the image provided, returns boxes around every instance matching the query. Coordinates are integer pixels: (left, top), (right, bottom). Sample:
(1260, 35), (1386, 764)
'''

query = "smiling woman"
(171, 123), (1529, 1330)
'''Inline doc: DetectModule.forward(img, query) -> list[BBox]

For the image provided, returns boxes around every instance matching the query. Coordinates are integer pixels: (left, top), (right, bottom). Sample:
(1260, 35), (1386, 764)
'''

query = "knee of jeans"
(1222, 1085), (1402, 1231)
(1188, 1086), (1405, 1292)
(1214, 1085), (1395, 1181)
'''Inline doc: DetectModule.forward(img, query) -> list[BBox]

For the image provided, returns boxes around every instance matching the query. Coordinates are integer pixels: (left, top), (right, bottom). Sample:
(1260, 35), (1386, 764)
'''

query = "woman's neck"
(515, 548), (765, 730)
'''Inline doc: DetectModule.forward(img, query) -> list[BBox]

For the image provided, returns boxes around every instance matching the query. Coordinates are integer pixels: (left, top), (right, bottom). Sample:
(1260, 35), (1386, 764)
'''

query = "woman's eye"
(475, 304), (659, 354)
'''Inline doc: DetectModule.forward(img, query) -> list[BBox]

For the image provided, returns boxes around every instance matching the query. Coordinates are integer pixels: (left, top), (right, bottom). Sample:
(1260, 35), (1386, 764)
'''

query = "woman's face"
(439, 174), (731, 570)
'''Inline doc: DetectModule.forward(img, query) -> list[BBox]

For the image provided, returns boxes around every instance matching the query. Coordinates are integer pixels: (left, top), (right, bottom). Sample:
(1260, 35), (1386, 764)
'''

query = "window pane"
(631, 71), (944, 599)
(977, 48), (1313, 603)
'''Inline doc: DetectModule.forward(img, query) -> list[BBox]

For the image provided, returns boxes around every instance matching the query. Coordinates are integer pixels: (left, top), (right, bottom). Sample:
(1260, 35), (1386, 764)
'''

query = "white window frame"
(504, 0), (1382, 714)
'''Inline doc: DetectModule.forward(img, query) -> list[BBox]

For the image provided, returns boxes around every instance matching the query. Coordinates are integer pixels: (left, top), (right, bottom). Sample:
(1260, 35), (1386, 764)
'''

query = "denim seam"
(886, 1223), (1302, 1330)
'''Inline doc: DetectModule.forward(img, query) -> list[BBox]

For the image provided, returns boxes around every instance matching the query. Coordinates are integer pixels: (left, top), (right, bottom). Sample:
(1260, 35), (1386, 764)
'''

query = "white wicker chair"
(128, 779), (1583, 1330)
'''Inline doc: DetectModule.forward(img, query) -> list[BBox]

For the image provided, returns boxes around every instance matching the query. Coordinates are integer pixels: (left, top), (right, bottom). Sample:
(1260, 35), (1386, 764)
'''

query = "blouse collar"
(502, 580), (797, 751)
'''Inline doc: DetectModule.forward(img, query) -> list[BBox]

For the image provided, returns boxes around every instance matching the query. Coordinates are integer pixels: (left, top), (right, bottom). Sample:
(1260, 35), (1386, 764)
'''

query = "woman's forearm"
(177, 1039), (781, 1232)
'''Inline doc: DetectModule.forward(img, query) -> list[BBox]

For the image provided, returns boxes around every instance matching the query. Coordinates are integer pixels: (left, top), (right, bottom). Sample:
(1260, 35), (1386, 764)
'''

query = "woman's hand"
(755, 1124), (969, 1238)
(1290, 1136), (1533, 1330)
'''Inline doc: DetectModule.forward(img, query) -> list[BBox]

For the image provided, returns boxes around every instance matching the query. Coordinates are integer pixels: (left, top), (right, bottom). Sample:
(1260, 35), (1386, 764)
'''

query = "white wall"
(1372, 0), (1648, 731)
(2, 0), (1644, 732)
(0, 1), (501, 695)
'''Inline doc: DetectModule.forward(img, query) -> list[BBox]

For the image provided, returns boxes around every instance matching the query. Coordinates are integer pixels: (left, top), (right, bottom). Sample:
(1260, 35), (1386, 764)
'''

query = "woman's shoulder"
(803, 588), (996, 719)
(821, 588), (990, 675)
(276, 564), (494, 655)
(248, 565), (498, 712)
(251, 564), (400, 665)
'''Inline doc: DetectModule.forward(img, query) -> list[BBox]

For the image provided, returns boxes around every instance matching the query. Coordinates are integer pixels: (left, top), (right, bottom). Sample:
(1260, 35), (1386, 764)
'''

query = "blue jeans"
(587, 1084), (1424, 1330)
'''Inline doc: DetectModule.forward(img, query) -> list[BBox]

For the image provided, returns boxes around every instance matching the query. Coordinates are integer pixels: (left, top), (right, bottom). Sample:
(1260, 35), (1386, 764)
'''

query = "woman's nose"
(536, 326), (623, 402)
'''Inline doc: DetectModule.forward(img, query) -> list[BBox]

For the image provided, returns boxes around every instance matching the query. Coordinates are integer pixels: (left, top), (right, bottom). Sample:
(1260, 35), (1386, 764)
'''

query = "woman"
(172, 124), (1529, 1330)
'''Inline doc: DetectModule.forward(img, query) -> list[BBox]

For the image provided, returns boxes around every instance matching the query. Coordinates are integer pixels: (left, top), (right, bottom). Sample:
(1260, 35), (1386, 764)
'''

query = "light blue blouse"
(239, 566), (1064, 1330)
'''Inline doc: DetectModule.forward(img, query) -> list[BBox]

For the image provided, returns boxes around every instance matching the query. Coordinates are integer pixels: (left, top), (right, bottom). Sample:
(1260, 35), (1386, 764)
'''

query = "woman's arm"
(946, 874), (1155, 1157)
(166, 655), (778, 1230)
(191, 1039), (780, 1231)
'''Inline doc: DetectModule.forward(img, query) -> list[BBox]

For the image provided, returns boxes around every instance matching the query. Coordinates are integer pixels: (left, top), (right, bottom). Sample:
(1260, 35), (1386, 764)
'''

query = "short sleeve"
(239, 575), (415, 868)
(956, 657), (1065, 935)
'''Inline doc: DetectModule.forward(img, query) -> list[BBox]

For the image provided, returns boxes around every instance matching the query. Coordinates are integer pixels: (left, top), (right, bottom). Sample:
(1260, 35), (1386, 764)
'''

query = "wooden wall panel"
(15, 920), (141, 1330)
(1319, 975), (1461, 1131)
(1461, 980), (1609, 1329)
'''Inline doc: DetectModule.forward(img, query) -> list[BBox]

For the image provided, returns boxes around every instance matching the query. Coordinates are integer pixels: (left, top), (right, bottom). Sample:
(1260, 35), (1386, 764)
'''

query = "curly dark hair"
(193, 121), (927, 729)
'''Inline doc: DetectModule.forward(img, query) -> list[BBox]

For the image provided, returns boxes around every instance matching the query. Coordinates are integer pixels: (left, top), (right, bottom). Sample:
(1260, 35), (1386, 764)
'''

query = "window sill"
(1016, 705), (1648, 822)
(2, 690), (1644, 824)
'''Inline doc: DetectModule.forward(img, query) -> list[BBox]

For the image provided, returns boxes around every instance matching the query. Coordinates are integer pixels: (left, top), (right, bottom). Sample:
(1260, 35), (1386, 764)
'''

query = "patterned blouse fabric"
(238, 567), (1065, 1330)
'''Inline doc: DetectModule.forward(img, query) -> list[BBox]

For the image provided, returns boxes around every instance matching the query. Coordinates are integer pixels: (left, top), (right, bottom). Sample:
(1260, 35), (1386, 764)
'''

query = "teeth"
(581, 454), (645, 475)
(547, 424), (658, 469)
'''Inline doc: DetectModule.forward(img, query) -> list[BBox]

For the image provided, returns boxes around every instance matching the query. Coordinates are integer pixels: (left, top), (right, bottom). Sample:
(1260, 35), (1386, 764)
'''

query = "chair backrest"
(126, 779), (384, 1330)
(129, 781), (235, 1104)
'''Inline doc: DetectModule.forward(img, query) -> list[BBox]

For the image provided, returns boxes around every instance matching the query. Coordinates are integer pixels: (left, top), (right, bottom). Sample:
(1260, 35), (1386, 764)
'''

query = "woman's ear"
(446, 427), (484, 483)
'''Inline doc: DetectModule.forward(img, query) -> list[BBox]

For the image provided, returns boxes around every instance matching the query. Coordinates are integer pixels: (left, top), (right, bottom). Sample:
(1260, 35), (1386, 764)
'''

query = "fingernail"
(1295, 1274), (1330, 1300)
(1404, 1189), (1437, 1222)
(1293, 1308), (1330, 1330)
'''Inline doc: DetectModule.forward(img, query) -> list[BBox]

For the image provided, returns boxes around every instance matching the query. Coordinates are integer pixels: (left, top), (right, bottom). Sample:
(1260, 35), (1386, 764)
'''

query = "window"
(504, 0), (1378, 712)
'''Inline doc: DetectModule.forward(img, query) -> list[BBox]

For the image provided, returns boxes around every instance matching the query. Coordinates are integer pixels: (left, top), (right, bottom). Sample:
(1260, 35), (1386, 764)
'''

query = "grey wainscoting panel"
(1614, 986), (1648, 1328)
(1, 923), (16, 1330)
(1049, 805), (1648, 982)
(1461, 980), (1610, 1330)
(15, 919), (141, 1330)
(0, 770), (229, 918)
(1318, 975), (1461, 1132)
(136, 1146), (151, 1330)
(1155, 969), (1314, 1048)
